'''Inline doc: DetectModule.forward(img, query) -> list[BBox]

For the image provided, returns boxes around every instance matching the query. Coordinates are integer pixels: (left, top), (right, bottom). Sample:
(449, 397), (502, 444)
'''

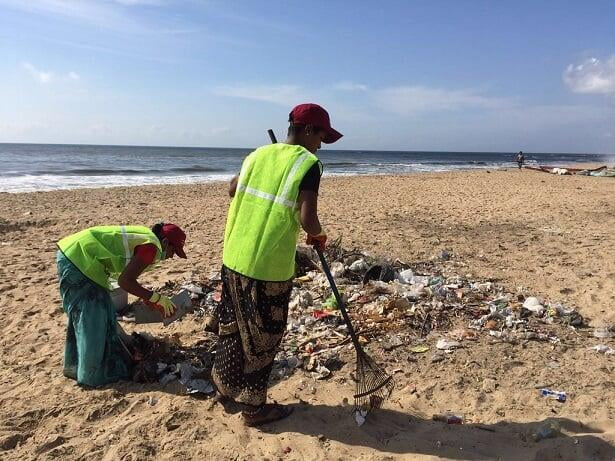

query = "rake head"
(353, 347), (395, 412)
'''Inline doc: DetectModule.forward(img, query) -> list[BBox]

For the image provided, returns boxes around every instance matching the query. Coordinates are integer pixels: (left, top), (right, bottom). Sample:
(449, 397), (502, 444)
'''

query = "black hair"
(151, 222), (165, 241)
(287, 122), (323, 137)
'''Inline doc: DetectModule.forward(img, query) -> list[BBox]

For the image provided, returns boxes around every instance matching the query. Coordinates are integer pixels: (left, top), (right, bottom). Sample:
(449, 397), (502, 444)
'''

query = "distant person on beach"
(516, 151), (525, 169)
(56, 223), (187, 387)
(212, 103), (342, 426)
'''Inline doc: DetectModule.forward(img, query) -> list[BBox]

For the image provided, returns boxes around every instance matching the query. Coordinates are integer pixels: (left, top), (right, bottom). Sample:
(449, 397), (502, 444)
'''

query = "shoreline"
(2, 161), (610, 194)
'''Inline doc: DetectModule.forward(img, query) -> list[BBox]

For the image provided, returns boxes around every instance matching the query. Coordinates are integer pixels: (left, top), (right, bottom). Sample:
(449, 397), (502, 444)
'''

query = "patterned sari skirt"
(211, 266), (293, 407)
(56, 251), (132, 387)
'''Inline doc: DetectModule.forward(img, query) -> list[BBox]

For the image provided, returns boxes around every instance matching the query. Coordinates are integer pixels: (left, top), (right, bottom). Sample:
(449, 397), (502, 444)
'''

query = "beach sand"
(1, 169), (614, 460)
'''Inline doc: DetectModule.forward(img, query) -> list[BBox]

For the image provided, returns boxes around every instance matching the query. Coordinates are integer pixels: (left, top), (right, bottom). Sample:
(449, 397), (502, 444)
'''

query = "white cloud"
(213, 84), (306, 107)
(334, 81), (368, 91)
(22, 62), (82, 84)
(563, 56), (615, 94)
(374, 85), (506, 115)
(22, 62), (53, 83)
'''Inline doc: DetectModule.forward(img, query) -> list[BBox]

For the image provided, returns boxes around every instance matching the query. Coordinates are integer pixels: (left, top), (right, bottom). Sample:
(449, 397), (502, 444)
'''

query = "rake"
(316, 250), (394, 415)
(266, 127), (394, 415)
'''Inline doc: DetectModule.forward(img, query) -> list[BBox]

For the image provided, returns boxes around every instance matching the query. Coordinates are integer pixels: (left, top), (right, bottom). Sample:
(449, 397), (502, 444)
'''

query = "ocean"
(0, 143), (607, 193)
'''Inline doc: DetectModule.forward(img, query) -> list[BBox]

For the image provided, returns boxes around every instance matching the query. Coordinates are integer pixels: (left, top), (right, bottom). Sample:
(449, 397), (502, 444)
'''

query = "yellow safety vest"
(223, 143), (320, 281)
(57, 225), (163, 289)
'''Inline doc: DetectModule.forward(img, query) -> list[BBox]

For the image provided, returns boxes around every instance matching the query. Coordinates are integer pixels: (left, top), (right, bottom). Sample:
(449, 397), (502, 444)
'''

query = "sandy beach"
(1, 168), (614, 460)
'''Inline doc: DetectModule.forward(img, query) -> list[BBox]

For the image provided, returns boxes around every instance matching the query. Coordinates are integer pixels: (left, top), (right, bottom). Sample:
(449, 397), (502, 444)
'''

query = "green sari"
(56, 251), (132, 387)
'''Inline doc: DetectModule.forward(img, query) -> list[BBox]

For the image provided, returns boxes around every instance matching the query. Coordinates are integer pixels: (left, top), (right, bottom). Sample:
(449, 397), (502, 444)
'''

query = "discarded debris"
(126, 241), (587, 399)
(539, 388), (567, 403)
(436, 338), (461, 351)
(432, 413), (464, 424)
(591, 345), (615, 355)
(353, 409), (368, 426)
(522, 297), (544, 315)
(410, 345), (430, 354)
(593, 326), (613, 339)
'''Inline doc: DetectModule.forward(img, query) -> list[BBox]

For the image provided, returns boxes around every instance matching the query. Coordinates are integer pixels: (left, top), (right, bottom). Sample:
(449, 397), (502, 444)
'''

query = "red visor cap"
(289, 103), (343, 144)
(160, 223), (187, 258)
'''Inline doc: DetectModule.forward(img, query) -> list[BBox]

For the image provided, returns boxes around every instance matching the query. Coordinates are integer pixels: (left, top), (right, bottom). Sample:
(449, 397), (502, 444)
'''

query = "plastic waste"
(287, 356), (301, 369)
(289, 290), (314, 309)
(436, 339), (461, 351)
(382, 335), (404, 351)
(186, 379), (214, 395)
(312, 309), (335, 320)
(523, 297), (544, 315)
(593, 326), (613, 339)
(363, 264), (396, 284)
(322, 295), (339, 310)
(312, 364), (331, 380)
(539, 388), (566, 402)
(429, 276), (444, 286)
(159, 372), (177, 385)
(348, 259), (369, 272)
(397, 269), (414, 283)
(410, 345), (430, 354)
(181, 283), (204, 295)
(330, 261), (346, 278)
(403, 275), (431, 286)
(134, 289), (193, 325)
(591, 345), (615, 355)
(432, 413), (463, 424)
(353, 409), (368, 426)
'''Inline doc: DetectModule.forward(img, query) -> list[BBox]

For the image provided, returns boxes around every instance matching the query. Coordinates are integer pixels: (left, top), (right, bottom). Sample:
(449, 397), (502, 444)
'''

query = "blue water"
(0, 143), (607, 193)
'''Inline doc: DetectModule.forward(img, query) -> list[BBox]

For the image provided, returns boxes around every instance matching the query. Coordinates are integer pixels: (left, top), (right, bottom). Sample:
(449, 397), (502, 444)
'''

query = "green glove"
(147, 292), (177, 318)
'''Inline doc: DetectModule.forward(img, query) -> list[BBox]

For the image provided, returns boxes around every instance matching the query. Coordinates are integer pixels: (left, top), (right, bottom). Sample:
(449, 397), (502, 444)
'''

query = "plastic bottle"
(539, 388), (567, 402)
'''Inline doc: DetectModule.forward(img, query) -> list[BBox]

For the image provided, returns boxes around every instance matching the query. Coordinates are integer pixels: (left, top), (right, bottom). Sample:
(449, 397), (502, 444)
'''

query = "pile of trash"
(130, 331), (215, 396)
(271, 242), (589, 380)
(126, 241), (607, 391)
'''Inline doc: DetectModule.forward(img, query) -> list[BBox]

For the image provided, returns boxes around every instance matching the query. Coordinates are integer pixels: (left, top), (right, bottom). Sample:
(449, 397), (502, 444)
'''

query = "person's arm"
(298, 190), (322, 236)
(118, 258), (153, 300)
(229, 175), (238, 198)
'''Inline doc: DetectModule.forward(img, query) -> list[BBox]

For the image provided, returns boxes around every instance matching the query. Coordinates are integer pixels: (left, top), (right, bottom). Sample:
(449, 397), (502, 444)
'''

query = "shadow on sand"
(258, 403), (615, 461)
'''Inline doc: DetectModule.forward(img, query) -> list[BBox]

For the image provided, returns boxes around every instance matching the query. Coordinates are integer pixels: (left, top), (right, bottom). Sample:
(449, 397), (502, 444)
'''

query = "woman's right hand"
(145, 292), (177, 318)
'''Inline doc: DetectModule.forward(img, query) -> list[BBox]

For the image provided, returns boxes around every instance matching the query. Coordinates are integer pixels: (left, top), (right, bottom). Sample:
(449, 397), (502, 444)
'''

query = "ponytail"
(151, 222), (165, 240)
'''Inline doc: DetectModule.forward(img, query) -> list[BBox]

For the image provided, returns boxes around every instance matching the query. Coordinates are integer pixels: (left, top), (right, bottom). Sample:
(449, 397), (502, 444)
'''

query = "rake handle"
(316, 248), (362, 349)
(267, 128), (362, 351)
(267, 129), (277, 143)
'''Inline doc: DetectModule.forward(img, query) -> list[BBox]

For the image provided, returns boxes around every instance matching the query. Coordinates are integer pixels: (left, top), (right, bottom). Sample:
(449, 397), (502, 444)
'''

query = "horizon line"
(0, 141), (603, 156)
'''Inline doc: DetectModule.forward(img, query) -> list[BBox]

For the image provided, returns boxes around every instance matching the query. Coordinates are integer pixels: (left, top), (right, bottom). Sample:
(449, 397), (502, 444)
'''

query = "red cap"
(289, 103), (343, 144)
(160, 223), (187, 258)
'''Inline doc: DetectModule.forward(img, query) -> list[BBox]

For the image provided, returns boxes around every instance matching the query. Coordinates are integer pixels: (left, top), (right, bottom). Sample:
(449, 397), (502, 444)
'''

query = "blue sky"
(1, 0), (614, 153)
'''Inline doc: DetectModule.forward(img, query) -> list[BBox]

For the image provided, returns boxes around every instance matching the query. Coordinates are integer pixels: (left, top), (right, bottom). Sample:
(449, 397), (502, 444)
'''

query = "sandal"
(242, 403), (294, 427)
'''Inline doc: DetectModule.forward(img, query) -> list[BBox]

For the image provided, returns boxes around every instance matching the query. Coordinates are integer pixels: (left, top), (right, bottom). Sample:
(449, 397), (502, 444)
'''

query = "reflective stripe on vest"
(121, 225), (131, 262)
(57, 225), (163, 289)
(235, 151), (311, 209)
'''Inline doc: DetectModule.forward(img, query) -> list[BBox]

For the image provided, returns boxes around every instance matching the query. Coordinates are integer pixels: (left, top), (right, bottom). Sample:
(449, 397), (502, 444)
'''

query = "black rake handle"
(315, 248), (361, 349)
(267, 128), (361, 349)
(268, 129), (277, 143)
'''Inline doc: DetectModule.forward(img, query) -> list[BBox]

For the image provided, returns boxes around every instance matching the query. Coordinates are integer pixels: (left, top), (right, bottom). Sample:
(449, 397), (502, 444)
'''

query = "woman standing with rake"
(212, 103), (342, 426)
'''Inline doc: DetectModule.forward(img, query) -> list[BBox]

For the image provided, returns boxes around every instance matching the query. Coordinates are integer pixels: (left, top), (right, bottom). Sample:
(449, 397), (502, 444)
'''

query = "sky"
(1, 0), (614, 153)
